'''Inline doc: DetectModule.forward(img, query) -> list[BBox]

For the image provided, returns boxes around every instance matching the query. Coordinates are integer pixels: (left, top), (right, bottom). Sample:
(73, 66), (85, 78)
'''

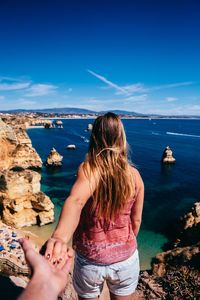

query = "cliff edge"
(0, 118), (54, 228)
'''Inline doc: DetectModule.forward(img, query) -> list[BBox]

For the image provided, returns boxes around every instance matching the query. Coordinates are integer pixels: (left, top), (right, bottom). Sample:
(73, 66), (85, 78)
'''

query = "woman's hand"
(45, 237), (73, 269)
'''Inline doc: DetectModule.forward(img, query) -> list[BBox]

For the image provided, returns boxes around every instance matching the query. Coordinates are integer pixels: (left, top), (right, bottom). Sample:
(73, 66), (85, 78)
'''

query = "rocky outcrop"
(0, 118), (54, 228)
(132, 272), (166, 300)
(1, 114), (53, 129)
(162, 146), (176, 163)
(29, 119), (52, 127)
(152, 202), (200, 277)
(1, 170), (54, 227)
(55, 120), (63, 128)
(173, 202), (200, 247)
(46, 148), (63, 167)
(148, 202), (200, 299)
(0, 120), (42, 171)
(12, 144), (42, 170)
(152, 242), (200, 277)
(87, 123), (93, 131)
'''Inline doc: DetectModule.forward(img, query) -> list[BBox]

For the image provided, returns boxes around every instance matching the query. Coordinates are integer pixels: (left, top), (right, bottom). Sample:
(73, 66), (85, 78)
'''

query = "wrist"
(51, 232), (67, 243)
(30, 275), (58, 297)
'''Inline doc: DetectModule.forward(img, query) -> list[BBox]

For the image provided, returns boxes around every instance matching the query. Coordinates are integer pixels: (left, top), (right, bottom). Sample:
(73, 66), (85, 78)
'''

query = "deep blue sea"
(27, 119), (200, 270)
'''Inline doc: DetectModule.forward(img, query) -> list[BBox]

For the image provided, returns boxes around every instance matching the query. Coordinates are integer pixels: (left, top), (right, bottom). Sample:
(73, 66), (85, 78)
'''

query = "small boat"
(66, 144), (76, 150)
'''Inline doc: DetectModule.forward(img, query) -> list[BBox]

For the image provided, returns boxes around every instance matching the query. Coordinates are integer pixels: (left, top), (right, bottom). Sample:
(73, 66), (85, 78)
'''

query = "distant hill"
(0, 107), (143, 115)
(1, 108), (199, 118)
(0, 107), (96, 114)
(100, 109), (145, 116)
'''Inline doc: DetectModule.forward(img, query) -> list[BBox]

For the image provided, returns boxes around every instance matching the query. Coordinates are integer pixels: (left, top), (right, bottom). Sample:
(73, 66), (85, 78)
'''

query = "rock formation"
(87, 123), (93, 131)
(152, 202), (200, 277)
(55, 120), (63, 128)
(133, 202), (200, 300)
(162, 146), (176, 163)
(0, 120), (42, 171)
(29, 119), (52, 127)
(0, 118), (54, 228)
(46, 148), (63, 167)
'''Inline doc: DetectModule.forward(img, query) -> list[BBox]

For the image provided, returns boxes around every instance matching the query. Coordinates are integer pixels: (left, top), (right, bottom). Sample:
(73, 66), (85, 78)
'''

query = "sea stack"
(87, 123), (93, 131)
(55, 120), (63, 128)
(162, 146), (176, 163)
(46, 148), (63, 166)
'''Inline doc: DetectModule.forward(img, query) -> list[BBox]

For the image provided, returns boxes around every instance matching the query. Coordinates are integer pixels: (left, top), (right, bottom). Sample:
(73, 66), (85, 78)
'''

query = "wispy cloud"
(123, 94), (148, 102)
(18, 99), (37, 106)
(0, 81), (31, 91)
(25, 84), (58, 97)
(118, 83), (145, 95)
(0, 76), (24, 82)
(121, 82), (194, 94)
(0, 76), (31, 91)
(87, 69), (130, 96)
(150, 81), (194, 91)
(87, 70), (194, 101)
(165, 97), (178, 102)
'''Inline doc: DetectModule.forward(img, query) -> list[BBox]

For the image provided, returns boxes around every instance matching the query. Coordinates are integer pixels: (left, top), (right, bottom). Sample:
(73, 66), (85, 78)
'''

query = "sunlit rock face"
(46, 147), (63, 167)
(152, 202), (200, 277)
(0, 118), (54, 228)
(162, 146), (176, 163)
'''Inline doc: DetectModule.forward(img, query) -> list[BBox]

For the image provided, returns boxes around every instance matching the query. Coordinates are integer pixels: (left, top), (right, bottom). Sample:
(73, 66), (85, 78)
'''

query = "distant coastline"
(1, 107), (200, 121)
(1, 113), (199, 121)
(43, 116), (200, 120)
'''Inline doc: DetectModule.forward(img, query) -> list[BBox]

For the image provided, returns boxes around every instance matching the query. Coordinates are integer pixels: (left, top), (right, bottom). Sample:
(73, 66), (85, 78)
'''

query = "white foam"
(166, 132), (200, 138)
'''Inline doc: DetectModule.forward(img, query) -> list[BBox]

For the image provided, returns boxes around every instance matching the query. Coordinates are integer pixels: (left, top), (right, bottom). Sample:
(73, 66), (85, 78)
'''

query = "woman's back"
(73, 166), (141, 264)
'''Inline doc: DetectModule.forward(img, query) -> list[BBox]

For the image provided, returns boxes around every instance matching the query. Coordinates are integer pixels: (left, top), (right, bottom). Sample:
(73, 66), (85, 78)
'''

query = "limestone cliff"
(0, 118), (54, 228)
(152, 202), (200, 277)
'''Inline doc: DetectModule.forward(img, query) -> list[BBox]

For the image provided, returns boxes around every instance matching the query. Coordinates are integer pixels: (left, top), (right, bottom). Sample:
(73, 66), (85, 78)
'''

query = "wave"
(152, 132), (160, 135)
(81, 135), (89, 143)
(166, 132), (200, 138)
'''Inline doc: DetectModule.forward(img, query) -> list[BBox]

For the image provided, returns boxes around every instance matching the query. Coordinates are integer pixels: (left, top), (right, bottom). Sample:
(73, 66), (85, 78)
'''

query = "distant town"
(0, 107), (200, 124)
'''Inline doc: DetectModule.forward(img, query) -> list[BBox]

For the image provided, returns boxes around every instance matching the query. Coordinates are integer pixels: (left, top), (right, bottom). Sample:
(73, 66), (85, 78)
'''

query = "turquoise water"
(27, 119), (200, 270)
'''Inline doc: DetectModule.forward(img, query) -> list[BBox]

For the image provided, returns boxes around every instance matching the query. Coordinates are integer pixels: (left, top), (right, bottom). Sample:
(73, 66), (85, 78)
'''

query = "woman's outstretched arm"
(45, 163), (96, 264)
(131, 169), (144, 237)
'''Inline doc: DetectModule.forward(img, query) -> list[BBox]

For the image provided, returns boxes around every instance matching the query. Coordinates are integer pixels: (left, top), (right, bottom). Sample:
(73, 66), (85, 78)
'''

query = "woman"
(45, 112), (144, 300)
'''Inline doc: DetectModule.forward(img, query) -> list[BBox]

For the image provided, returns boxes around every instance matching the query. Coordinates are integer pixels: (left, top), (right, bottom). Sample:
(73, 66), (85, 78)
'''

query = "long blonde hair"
(84, 112), (135, 221)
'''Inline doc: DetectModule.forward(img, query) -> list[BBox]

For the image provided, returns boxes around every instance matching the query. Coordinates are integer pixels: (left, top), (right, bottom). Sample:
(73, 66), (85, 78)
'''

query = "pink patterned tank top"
(73, 169), (139, 265)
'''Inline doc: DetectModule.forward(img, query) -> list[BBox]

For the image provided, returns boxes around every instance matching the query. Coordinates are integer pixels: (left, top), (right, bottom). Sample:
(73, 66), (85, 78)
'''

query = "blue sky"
(0, 0), (200, 115)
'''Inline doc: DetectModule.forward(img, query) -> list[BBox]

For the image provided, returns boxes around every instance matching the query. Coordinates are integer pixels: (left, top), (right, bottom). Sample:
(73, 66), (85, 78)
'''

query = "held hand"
(45, 237), (73, 269)
(19, 238), (74, 296)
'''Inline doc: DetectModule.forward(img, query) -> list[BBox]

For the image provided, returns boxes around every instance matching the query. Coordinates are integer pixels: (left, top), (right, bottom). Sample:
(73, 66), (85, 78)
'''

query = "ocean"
(27, 118), (200, 270)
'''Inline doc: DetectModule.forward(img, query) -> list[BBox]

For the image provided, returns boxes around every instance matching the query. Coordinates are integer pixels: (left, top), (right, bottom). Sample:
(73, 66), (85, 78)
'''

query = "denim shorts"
(73, 249), (140, 298)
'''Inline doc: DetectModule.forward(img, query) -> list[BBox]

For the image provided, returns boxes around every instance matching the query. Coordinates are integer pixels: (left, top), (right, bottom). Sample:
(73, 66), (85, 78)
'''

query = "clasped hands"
(44, 236), (73, 269)
(19, 237), (74, 299)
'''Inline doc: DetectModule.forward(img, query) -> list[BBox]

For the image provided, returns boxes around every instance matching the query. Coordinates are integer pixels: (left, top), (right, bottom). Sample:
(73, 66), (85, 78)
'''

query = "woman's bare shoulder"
(78, 161), (99, 182)
(77, 162), (89, 178)
(129, 165), (144, 186)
